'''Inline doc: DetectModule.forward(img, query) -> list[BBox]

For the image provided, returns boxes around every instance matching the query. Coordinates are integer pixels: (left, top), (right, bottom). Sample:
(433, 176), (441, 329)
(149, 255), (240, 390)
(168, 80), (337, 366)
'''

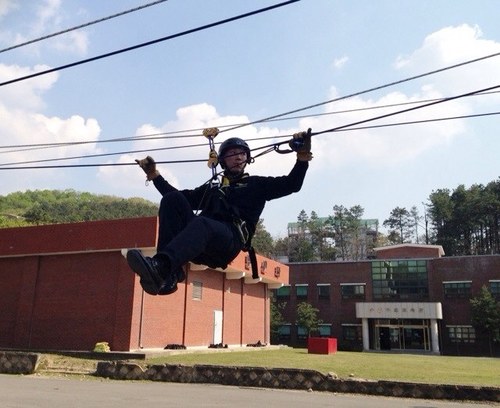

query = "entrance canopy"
(356, 302), (442, 320)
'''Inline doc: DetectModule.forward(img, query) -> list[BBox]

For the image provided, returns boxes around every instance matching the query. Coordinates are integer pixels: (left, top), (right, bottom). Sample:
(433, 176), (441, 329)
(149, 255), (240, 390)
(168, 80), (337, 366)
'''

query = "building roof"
(0, 217), (158, 257)
(373, 243), (445, 258)
(288, 217), (378, 227)
(0, 217), (288, 287)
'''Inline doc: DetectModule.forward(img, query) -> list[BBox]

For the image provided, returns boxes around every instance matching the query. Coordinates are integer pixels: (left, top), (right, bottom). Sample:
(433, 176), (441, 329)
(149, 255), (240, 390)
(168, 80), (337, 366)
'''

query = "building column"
(430, 319), (440, 353)
(362, 318), (370, 351)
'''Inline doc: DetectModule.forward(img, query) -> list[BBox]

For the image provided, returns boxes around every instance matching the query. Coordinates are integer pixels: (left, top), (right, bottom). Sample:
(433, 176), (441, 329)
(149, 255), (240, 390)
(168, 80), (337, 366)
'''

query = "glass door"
(374, 319), (431, 351)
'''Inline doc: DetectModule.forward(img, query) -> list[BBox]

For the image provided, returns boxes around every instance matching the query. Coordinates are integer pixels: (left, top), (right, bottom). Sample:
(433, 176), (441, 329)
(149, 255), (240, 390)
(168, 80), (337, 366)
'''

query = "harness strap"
(246, 246), (259, 279)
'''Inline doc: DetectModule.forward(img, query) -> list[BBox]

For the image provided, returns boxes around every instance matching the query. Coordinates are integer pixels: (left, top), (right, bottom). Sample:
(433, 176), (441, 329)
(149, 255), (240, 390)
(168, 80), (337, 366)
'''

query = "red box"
(307, 337), (337, 354)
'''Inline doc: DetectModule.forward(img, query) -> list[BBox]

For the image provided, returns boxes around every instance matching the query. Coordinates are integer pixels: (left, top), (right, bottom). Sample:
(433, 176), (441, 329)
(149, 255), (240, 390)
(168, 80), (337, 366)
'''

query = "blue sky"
(0, 0), (499, 237)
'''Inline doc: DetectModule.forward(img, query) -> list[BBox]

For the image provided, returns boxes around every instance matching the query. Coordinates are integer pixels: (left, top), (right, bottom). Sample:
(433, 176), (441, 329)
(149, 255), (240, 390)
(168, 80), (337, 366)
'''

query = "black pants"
(156, 191), (242, 270)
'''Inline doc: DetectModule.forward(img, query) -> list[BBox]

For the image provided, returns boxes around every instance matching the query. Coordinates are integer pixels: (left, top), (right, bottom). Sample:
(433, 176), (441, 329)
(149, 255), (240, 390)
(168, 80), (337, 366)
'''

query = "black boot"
(158, 264), (186, 295)
(126, 249), (169, 295)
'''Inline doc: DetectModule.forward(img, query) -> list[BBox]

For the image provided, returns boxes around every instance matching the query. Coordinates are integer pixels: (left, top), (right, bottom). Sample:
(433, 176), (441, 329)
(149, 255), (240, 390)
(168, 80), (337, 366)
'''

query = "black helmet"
(218, 137), (251, 169)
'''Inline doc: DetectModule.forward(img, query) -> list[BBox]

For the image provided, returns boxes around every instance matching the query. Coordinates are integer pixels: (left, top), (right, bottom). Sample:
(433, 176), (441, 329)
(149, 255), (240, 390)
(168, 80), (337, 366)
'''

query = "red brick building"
(0, 218), (288, 352)
(275, 244), (500, 356)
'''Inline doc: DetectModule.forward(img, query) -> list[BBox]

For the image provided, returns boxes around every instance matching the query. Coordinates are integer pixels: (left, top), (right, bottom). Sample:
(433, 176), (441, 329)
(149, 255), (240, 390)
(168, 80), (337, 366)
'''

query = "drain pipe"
(138, 289), (145, 349)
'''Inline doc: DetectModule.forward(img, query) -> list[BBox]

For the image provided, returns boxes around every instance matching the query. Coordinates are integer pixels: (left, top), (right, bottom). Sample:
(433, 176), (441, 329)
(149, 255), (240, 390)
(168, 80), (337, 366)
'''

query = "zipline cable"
(0, 0), (300, 87)
(0, 141), (210, 168)
(250, 83), (500, 155)
(2, 108), (499, 170)
(1, 81), (499, 168)
(2, 88), (499, 155)
(219, 51), (500, 135)
(314, 84), (500, 137)
(0, 0), (170, 54)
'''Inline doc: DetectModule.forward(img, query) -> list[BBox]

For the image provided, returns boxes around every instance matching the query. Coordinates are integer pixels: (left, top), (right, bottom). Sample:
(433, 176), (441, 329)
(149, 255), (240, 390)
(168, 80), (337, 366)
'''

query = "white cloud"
(394, 24), (500, 94)
(0, 0), (18, 18)
(34, 0), (61, 28)
(95, 103), (302, 196)
(0, 110), (101, 165)
(96, 154), (179, 200)
(0, 62), (101, 194)
(332, 55), (349, 70)
(0, 63), (58, 110)
(396, 24), (484, 69)
(99, 24), (500, 196)
(0, 0), (88, 55)
(293, 24), (500, 174)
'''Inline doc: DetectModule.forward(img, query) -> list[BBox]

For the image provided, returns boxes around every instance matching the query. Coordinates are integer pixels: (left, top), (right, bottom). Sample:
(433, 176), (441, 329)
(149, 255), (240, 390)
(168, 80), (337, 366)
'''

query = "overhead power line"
(0, 0), (170, 54)
(312, 84), (500, 137)
(0, 0), (301, 87)
(2, 106), (499, 170)
(220, 51), (500, 135)
(1, 88), (499, 156)
(1, 41), (498, 170)
(1, 79), (499, 168)
(245, 83), (500, 155)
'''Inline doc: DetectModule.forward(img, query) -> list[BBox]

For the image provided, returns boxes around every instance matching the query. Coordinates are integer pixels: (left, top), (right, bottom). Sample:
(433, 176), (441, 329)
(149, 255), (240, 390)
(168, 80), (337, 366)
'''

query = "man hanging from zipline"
(126, 128), (312, 295)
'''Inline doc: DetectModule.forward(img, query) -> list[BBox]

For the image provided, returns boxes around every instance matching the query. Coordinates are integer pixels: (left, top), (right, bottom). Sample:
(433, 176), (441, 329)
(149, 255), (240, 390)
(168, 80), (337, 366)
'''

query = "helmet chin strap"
(224, 163), (246, 179)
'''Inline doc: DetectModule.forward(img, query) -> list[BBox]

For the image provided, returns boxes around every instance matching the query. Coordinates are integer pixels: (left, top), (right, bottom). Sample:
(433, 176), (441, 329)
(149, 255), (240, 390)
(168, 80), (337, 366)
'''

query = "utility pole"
(422, 202), (429, 244)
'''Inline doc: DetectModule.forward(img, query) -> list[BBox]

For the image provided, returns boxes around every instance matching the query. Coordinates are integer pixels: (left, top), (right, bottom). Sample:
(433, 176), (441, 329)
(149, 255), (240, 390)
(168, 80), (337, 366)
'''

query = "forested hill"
(0, 189), (158, 228)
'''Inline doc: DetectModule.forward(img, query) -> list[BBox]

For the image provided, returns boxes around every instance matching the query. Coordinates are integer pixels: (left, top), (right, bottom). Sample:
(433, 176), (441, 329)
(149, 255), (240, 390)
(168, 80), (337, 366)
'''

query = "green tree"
(288, 236), (314, 262)
(24, 202), (52, 225)
(409, 206), (424, 243)
(331, 205), (349, 259)
(252, 219), (275, 258)
(383, 207), (413, 244)
(270, 301), (286, 344)
(273, 236), (290, 259)
(330, 204), (366, 260)
(296, 302), (322, 337)
(428, 188), (455, 253)
(285, 210), (315, 262)
(307, 211), (336, 261)
(470, 286), (500, 357)
(347, 205), (365, 259)
(0, 189), (159, 228)
(428, 179), (500, 255)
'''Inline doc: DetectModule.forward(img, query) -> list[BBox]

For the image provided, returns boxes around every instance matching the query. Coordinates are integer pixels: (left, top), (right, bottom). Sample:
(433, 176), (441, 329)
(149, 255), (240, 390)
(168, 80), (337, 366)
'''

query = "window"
(318, 324), (332, 337)
(371, 260), (428, 300)
(275, 285), (290, 300)
(490, 280), (500, 298)
(342, 325), (362, 341)
(443, 281), (472, 298)
(296, 284), (308, 300)
(317, 284), (330, 300)
(448, 325), (475, 343)
(341, 283), (365, 299)
(278, 324), (291, 338)
(297, 325), (308, 340)
(192, 281), (203, 300)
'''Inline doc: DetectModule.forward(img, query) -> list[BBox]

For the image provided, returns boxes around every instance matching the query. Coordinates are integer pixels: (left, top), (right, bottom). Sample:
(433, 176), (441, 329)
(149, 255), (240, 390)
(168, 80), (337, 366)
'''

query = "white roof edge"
(373, 243), (445, 256)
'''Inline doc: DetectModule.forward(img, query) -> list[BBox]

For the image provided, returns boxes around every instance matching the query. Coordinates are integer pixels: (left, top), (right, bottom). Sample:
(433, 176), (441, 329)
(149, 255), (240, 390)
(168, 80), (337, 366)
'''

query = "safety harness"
(201, 127), (309, 279)
(202, 128), (260, 278)
(220, 175), (258, 279)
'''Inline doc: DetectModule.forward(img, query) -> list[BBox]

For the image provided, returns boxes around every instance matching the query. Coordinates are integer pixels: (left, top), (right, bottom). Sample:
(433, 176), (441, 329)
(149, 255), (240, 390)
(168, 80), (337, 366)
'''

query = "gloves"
(135, 156), (160, 180)
(291, 128), (313, 162)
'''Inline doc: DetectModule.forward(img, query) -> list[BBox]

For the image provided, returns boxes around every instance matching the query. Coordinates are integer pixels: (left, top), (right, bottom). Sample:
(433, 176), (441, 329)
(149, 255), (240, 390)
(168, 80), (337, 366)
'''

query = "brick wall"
(222, 279), (243, 345)
(0, 218), (288, 352)
(242, 283), (268, 345)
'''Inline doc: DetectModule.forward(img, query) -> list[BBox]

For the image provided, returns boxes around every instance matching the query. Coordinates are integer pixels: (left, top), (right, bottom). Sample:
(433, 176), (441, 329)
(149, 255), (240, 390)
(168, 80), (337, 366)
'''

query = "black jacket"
(153, 160), (309, 239)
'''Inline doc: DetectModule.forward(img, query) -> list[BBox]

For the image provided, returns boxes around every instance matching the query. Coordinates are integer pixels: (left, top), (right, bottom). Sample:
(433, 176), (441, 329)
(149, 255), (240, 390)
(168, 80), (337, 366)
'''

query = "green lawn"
(144, 348), (500, 387)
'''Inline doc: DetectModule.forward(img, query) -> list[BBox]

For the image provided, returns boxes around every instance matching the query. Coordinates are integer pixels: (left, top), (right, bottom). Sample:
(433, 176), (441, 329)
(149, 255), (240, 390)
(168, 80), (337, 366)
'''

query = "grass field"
(142, 348), (500, 387)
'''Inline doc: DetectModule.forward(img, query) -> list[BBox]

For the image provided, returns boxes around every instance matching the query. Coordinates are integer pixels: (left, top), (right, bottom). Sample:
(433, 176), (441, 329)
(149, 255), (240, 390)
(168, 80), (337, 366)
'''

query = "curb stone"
(0, 351), (40, 375)
(1, 352), (498, 402)
(95, 361), (500, 402)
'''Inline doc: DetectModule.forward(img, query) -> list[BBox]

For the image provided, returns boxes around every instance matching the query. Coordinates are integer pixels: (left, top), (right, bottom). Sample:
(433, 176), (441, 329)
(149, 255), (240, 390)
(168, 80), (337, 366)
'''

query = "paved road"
(0, 374), (496, 408)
